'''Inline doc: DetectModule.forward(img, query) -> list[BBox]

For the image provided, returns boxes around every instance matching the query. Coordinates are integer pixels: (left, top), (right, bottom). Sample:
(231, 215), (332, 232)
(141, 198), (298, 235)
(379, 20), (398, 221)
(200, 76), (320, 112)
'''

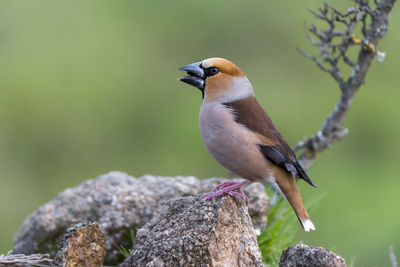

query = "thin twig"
(295, 0), (396, 170)
(389, 246), (398, 267)
(297, 48), (330, 73)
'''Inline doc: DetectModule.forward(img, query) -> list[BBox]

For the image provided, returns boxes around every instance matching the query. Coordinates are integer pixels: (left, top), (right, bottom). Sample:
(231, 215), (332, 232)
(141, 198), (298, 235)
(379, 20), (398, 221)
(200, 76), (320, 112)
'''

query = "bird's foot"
(214, 180), (238, 190)
(203, 180), (251, 203)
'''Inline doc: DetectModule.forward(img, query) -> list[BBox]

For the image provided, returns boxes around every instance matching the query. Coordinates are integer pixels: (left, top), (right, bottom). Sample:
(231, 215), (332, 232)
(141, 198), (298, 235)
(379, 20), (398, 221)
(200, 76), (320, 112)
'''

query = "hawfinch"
(179, 57), (316, 231)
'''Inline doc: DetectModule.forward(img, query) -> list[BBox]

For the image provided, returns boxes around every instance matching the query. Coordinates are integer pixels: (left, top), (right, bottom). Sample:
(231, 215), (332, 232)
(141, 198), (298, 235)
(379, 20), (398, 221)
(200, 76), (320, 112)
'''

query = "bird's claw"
(203, 180), (250, 204)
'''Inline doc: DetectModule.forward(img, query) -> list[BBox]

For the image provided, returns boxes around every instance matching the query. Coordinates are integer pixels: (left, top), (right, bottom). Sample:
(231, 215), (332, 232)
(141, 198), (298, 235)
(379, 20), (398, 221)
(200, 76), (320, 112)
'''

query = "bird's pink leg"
(227, 182), (250, 203)
(238, 186), (250, 203)
(214, 181), (237, 190)
(203, 180), (251, 202)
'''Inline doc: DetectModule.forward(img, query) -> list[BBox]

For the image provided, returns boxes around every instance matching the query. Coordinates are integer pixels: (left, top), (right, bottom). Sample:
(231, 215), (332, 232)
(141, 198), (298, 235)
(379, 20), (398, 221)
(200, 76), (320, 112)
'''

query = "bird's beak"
(178, 61), (205, 90)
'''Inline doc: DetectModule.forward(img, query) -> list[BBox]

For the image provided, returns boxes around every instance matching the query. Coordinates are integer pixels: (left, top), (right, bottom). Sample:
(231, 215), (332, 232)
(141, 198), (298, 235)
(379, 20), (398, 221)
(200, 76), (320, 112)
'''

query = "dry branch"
(295, 0), (397, 170)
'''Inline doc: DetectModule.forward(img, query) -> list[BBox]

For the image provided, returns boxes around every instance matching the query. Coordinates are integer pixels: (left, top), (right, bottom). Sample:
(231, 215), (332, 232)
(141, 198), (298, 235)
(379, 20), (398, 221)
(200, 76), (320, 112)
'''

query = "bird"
(178, 57), (317, 231)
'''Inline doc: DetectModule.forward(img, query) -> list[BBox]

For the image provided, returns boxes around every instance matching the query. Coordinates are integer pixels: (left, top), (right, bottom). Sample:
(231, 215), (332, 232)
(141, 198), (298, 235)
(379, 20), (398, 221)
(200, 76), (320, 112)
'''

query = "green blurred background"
(0, 0), (399, 265)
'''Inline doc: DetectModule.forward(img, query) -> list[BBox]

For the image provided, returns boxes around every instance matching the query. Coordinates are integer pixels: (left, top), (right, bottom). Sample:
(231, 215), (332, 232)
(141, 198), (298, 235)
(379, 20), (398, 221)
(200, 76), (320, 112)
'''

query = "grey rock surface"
(119, 194), (263, 267)
(0, 253), (52, 267)
(13, 171), (269, 265)
(279, 243), (346, 267)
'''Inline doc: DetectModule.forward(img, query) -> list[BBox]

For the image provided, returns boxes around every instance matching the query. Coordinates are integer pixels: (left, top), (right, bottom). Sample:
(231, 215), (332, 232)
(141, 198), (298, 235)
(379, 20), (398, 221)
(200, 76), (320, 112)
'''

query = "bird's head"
(179, 57), (254, 102)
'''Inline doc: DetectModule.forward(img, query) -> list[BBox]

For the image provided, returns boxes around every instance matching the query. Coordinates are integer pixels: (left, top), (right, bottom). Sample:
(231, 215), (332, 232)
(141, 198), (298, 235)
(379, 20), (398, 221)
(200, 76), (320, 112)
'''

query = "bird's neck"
(205, 76), (254, 104)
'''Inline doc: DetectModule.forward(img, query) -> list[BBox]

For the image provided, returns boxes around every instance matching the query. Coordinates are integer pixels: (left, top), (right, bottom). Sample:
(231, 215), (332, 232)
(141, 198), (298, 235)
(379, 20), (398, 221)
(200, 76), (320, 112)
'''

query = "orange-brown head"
(179, 57), (254, 102)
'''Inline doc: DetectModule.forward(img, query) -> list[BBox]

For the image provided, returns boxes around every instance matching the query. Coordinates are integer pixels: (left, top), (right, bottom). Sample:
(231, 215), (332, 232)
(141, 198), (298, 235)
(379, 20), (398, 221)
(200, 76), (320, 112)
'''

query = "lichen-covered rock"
(201, 178), (269, 235)
(119, 194), (263, 267)
(53, 222), (106, 267)
(279, 243), (346, 267)
(13, 171), (269, 265)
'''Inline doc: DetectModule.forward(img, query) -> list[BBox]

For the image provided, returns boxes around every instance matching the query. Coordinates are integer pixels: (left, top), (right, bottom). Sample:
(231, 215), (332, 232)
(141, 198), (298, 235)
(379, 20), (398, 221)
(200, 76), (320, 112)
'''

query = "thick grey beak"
(178, 61), (205, 90)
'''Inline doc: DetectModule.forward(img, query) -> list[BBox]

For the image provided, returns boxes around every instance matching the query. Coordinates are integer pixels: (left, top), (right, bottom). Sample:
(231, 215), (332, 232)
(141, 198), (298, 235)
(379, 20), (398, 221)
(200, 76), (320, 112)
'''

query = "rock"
(0, 253), (52, 267)
(53, 222), (106, 267)
(200, 178), (269, 235)
(119, 194), (263, 267)
(279, 243), (346, 267)
(13, 172), (269, 265)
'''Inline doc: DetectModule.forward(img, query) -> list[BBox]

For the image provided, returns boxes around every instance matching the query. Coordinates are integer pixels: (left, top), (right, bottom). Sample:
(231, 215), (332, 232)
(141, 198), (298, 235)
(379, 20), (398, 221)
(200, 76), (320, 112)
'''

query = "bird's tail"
(279, 175), (316, 232)
(299, 217), (316, 232)
(290, 195), (315, 232)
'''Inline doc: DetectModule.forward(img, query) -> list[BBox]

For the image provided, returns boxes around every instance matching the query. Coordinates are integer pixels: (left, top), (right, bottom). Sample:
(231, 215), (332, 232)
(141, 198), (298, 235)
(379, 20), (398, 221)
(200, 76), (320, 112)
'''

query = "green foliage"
(258, 188), (325, 266)
(119, 245), (131, 259)
(119, 229), (136, 259)
(258, 193), (298, 266)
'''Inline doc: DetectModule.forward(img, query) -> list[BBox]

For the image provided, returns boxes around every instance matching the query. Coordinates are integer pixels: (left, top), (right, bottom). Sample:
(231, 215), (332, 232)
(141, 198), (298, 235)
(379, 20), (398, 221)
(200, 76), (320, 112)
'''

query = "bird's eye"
(210, 67), (219, 74)
(207, 67), (219, 76)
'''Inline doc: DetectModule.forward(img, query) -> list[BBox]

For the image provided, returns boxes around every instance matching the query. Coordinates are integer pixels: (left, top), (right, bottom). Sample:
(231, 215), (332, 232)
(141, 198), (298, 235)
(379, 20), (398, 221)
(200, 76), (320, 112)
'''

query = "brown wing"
(223, 96), (316, 187)
(223, 96), (293, 157)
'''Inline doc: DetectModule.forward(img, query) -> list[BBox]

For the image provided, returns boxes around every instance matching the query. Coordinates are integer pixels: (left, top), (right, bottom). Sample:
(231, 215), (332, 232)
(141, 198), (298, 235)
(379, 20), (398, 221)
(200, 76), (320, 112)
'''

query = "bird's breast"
(199, 101), (271, 180)
(199, 102), (248, 148)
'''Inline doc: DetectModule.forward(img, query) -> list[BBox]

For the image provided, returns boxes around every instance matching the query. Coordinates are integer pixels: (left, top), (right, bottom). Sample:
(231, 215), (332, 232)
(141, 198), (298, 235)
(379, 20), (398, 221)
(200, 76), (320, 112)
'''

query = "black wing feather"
(259, 145), (317, 188)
